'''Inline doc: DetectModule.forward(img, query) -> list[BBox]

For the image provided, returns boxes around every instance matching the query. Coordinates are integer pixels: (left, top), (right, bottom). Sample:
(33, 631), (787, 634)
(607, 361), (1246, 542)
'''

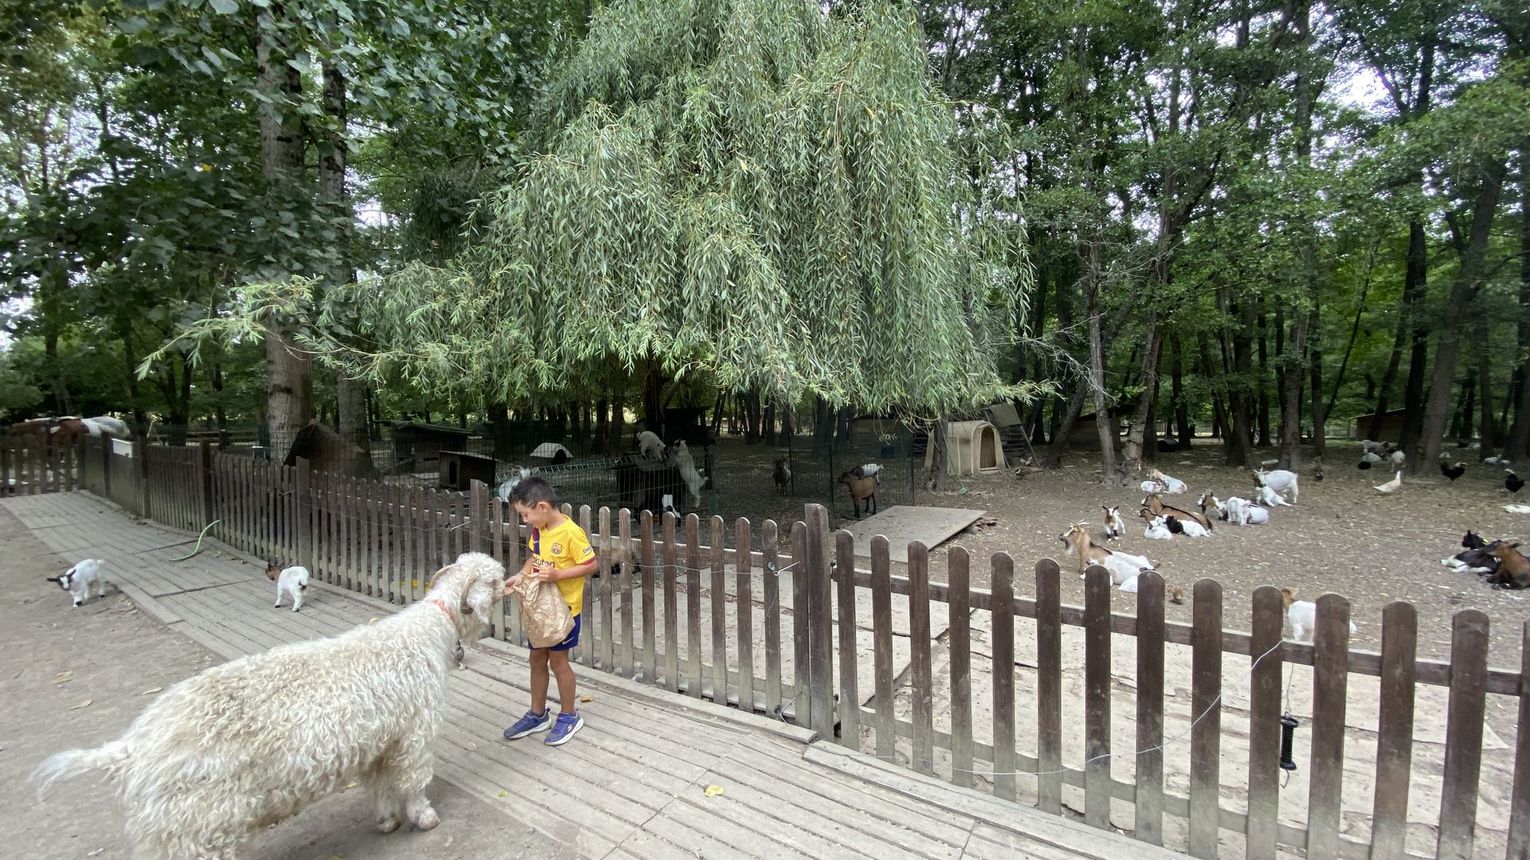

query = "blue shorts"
(533, 613), (580, 652)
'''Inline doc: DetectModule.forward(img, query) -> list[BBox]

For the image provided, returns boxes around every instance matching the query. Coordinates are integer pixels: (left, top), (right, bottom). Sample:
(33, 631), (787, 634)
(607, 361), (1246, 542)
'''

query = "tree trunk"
(1505, 145), (1530, 460)
(928, 418), (952, 491)
(1121, 325), (1164, 474)
(1042, 381), (1088, 469)
(1256, 302), (1271, 447)
(1308, 303), (1326, 459)
(257, 7), (313, 460)
(1400, 216), (1431, 458)
(1084, 248), (1118, 484)
(1171, 335), (1190, 446)
(1476, 323), (1495, 452)
(1326, 239), (1378, 423)
(1416, 159), (1508, 470)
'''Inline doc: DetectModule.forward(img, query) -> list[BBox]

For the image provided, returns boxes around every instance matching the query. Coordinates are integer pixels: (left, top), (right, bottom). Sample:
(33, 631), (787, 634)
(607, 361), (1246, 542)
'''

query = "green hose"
(169, 519), (221, 562)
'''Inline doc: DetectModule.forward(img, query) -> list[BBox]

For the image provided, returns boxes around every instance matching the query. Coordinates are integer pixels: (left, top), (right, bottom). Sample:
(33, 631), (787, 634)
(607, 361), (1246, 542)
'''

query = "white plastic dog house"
(924, 420), (1003, 476)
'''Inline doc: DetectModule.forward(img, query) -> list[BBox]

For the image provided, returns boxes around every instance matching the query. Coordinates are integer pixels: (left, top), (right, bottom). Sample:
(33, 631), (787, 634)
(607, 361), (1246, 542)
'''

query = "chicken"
(1506, 469), (1525, 494)
(1440, 461), (1466, 481)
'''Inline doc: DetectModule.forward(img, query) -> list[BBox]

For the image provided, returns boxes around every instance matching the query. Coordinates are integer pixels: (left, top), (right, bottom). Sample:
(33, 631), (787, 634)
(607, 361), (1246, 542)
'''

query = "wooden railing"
(62, 436), (1530, 859)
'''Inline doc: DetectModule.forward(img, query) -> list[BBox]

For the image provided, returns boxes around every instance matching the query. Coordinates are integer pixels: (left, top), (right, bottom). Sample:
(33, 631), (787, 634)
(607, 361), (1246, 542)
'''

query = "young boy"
(501, 477), (598, 746)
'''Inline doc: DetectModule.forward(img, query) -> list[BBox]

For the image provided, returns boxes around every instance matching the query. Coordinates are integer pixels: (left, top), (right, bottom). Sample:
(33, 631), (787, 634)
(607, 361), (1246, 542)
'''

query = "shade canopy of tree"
(1, 0), (1527, 483)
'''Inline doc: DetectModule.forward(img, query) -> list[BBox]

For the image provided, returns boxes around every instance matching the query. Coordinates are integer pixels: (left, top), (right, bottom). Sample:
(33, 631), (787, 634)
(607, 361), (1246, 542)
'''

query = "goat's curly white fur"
(34, 551), (505, 860)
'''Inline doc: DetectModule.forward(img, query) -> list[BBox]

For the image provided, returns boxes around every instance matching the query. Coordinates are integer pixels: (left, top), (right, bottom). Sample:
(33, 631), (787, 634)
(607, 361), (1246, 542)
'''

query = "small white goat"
(34, 552), (506, 859)
(673, 441), (707, 508)
(1103, 505), (1126, 541)
(1140, 479), (1166, 494)
(48, 559), (107, 608)
(1223, 496), (1270, 525)
(1254, 468), (1299, 503)
(1281, 587), (1357, 643)
(266, 560), (311, 612)
(1143, 514), (1173, 540)
(1255, 484), (1292, 508)
(636, 430), (666, 460)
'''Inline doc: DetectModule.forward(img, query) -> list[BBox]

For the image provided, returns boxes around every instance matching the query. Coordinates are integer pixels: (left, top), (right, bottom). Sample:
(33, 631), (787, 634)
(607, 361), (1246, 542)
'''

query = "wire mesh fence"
(134, 419), (924, 527)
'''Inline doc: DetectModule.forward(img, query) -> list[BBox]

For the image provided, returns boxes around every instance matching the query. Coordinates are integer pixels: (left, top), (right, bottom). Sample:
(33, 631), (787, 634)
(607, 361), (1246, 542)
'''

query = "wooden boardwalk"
(7, 491), (1180, 860)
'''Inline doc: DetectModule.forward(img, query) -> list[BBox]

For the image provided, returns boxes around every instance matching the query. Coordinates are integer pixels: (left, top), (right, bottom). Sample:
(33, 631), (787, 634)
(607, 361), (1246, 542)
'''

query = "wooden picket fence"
(67, 436), (1530, 859)
(1, 436), (79, 495)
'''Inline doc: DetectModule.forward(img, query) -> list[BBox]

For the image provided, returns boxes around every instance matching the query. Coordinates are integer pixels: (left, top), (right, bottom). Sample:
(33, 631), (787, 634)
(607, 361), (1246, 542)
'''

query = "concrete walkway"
(7, 491), (1181, 860)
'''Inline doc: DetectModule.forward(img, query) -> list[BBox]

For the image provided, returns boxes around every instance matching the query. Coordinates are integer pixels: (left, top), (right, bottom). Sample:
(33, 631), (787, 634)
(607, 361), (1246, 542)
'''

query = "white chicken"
(1373, 470), (1403, 494)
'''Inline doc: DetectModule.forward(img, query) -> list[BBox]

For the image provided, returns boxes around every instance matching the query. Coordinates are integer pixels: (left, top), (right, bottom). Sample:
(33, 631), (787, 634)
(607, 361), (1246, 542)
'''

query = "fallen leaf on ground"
(497, 789), (508, 798)
(69, 699), (92, 710)
(703, 784), (725, 798)
(139, 686), (162, 695)
(578, 694), (594, 703)
(54, 670), (73, 684)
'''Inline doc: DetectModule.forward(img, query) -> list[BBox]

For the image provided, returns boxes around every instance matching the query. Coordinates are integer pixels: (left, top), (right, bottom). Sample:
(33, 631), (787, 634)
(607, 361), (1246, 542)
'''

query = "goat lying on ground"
(1059, 524), (1154, 586)
(1142, 493), (1212, 531)
(34, 551), (506, 860)
(839, 470), (878, 518)
(1141, 512), (1173, 540)
(1149, 468), (1188, 494)
(1223, 496), (1269, 525)
(1487, 542), (1530, 588)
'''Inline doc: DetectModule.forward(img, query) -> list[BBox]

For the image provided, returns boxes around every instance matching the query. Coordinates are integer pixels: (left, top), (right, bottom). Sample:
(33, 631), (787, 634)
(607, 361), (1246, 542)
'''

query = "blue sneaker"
(545, 711), (584, 746)
(503, 709), (550, 740)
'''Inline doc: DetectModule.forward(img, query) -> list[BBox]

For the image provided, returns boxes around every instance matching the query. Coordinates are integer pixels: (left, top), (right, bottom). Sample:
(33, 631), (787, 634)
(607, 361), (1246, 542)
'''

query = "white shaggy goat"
(34, 551), (506, 860)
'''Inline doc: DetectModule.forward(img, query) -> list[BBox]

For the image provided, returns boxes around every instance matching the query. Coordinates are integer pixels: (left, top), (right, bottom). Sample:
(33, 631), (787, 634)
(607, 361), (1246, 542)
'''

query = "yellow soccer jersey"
(528, 517), (595, 616)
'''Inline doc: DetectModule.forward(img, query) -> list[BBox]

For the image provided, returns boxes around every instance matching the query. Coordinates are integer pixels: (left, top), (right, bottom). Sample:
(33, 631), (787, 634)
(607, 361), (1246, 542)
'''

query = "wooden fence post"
(133, 434), (149, 518)
(100, 435), (113, 499)
(803, 503), (835, 740)
(198, 442), (215, 528)
(296, 458), (313, 574)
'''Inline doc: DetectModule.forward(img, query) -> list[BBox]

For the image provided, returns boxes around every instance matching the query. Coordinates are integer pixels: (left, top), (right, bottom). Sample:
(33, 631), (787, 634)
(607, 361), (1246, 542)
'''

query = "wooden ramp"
(844, 504), (986, 563)
(5, 492), (1176, 860)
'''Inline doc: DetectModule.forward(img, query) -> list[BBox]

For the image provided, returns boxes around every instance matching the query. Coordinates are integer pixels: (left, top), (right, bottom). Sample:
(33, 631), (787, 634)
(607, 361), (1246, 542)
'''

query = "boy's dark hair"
(509, 476), (558, 508)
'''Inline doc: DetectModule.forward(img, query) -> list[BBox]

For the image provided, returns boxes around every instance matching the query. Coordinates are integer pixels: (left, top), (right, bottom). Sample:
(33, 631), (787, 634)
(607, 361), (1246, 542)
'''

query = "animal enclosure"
(59, 434), (1530, 859)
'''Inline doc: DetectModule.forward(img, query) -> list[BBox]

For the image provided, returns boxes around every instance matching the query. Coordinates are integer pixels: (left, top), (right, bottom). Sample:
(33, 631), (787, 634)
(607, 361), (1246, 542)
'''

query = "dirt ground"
(0, 507), (543, 860)
(714, 434), (1528, 667)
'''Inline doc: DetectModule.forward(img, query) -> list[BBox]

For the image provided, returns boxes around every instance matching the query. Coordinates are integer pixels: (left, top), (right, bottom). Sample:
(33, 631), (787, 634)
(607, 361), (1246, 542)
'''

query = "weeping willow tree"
(153, 0), (1033, 445)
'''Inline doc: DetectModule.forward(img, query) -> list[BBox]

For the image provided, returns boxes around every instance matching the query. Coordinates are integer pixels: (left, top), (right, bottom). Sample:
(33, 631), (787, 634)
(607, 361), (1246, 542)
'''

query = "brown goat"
(1487, 542), (1530, 589)
(1142, 493), (1212, 531)
(839, 471), (878, 518)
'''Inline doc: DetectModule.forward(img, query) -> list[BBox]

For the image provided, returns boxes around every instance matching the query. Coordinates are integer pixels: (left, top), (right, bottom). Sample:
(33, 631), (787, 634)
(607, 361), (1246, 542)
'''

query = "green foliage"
(164, 0), (1033, 418)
